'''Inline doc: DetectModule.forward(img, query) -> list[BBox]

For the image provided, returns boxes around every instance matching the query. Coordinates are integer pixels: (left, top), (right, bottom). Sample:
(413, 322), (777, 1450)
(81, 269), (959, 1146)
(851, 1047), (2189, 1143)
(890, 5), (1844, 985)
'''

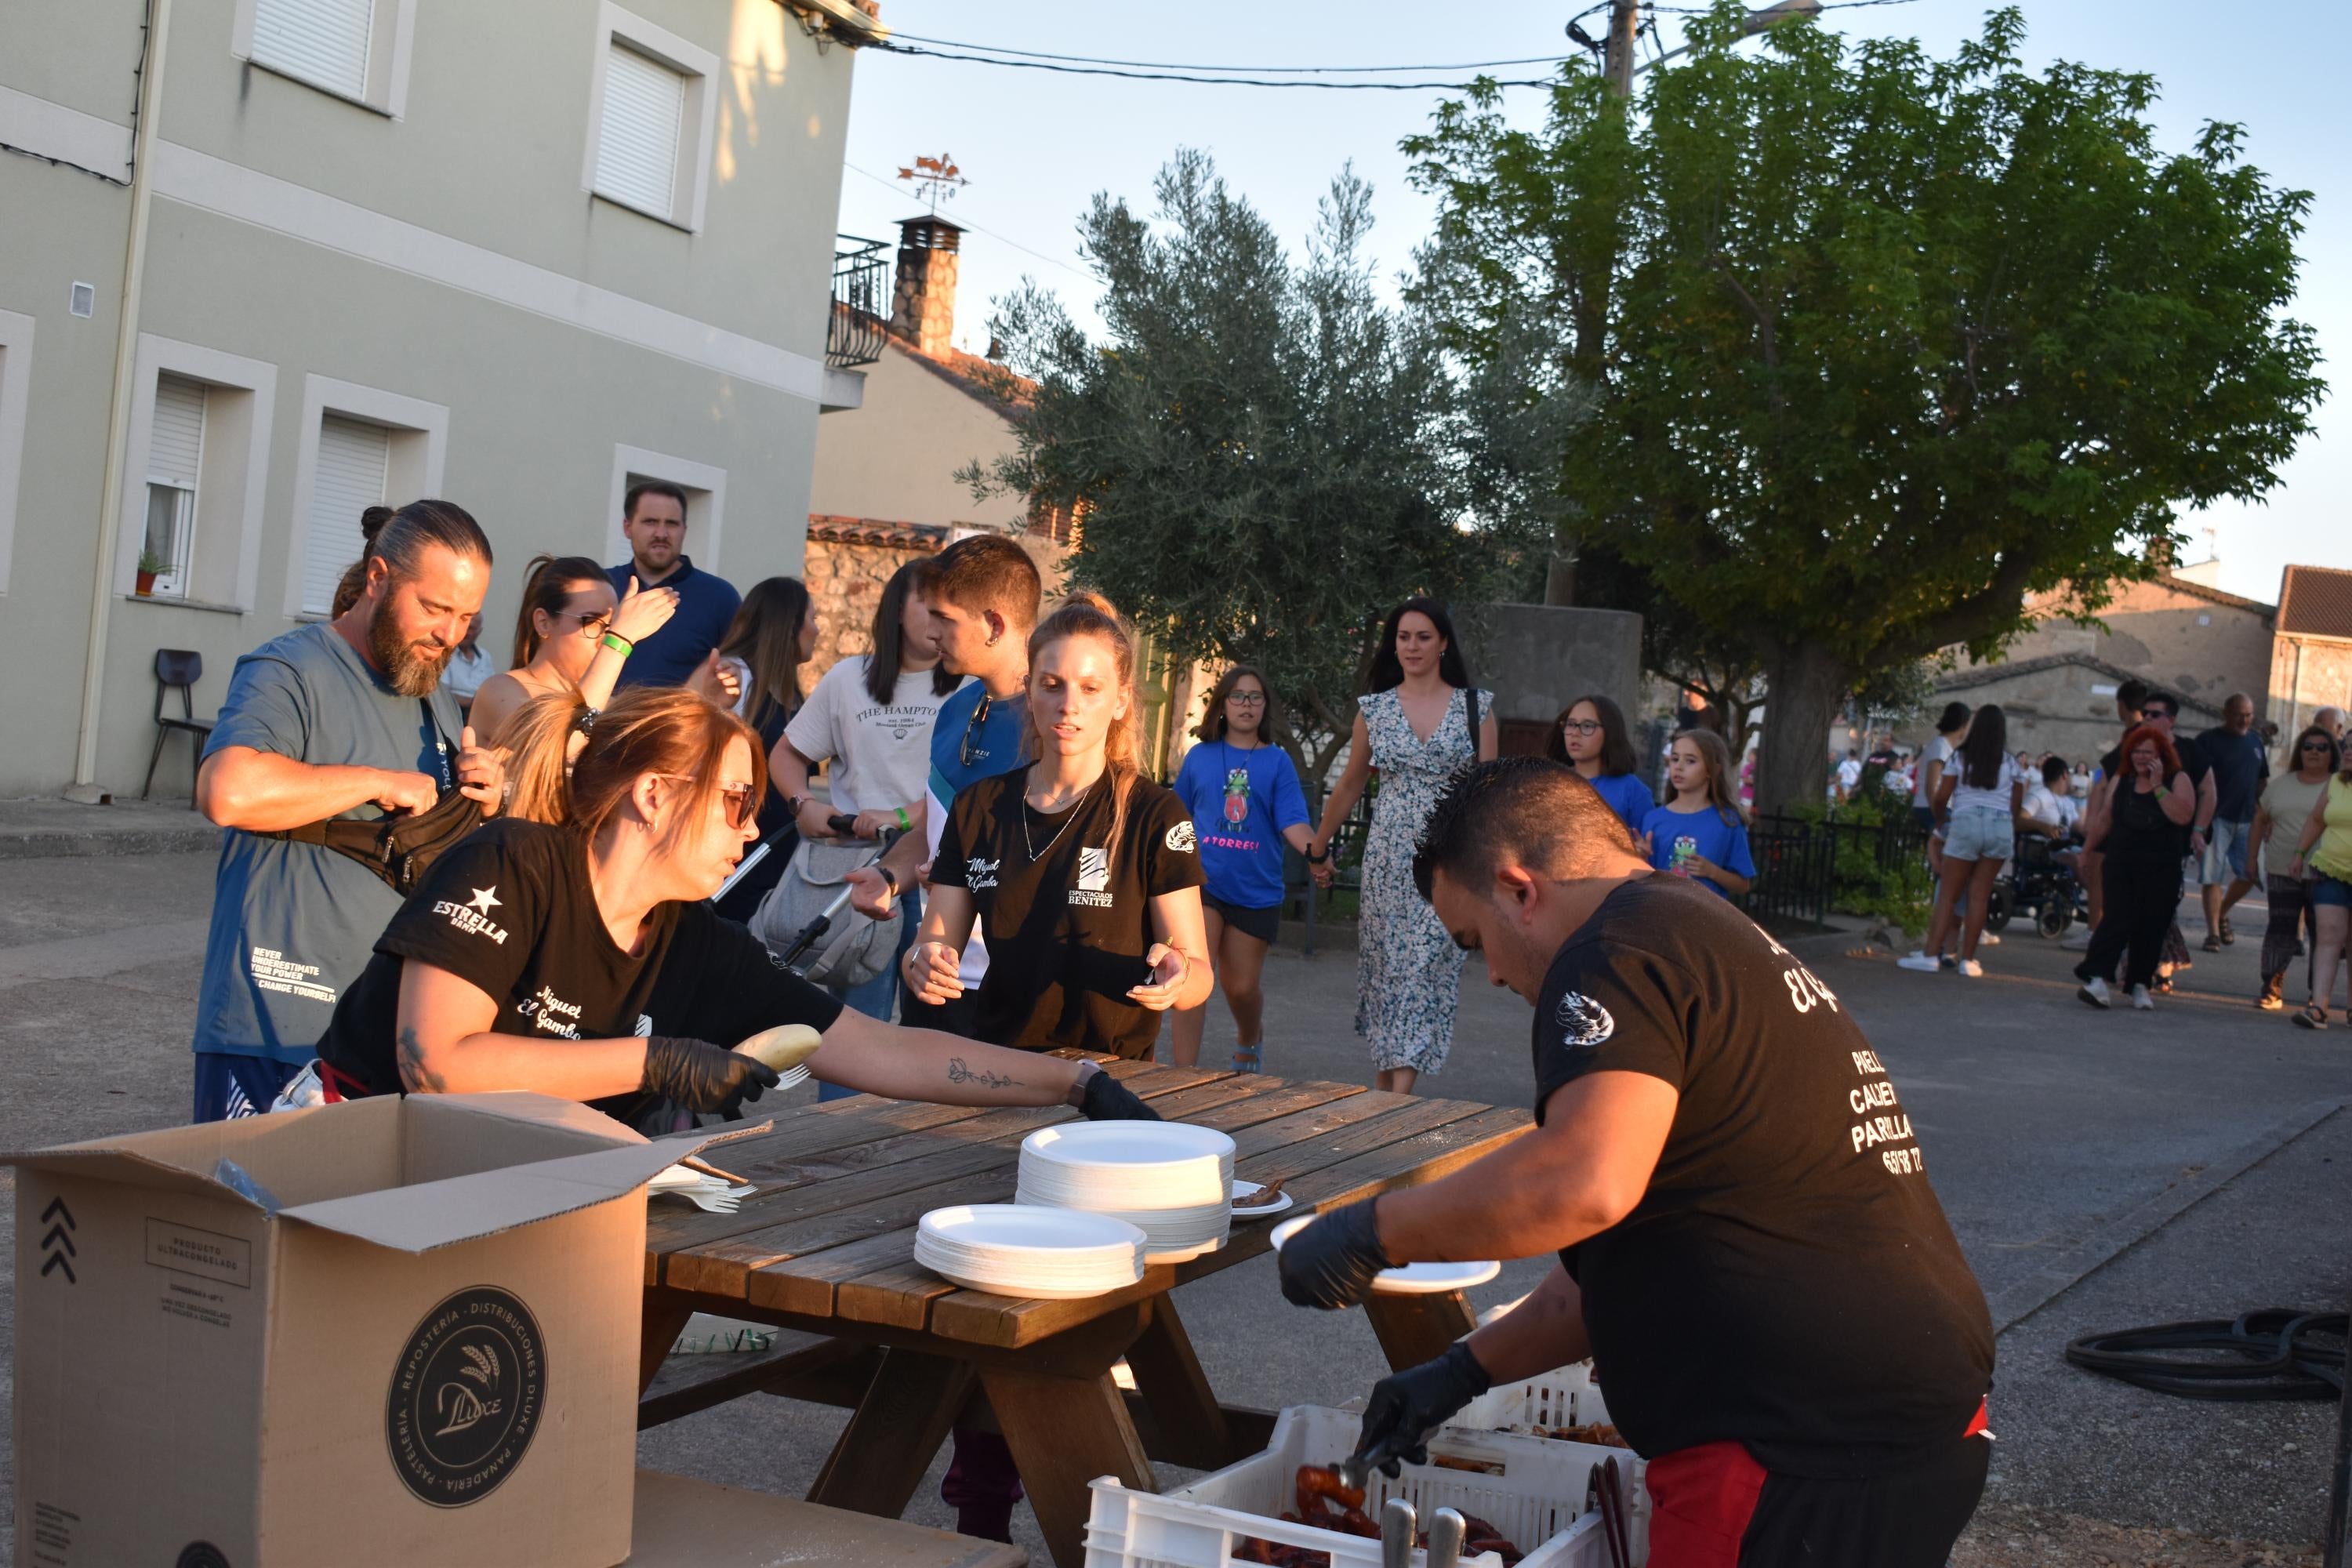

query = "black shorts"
(1203, 894), (1280, 944)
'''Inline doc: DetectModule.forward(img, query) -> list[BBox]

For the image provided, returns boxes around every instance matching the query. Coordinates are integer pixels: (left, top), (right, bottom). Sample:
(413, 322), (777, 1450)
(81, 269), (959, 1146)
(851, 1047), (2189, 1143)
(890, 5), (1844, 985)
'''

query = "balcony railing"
(828, 235), (890, 368)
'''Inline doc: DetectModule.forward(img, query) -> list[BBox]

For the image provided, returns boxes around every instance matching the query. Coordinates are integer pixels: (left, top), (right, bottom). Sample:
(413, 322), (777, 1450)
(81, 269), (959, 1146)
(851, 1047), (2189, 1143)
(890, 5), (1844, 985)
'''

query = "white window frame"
(113, 336), (279, 612)
(604, 445), (727, 574)
(230, 0), (419, 120)
(0, 309), (32, 597)
(283, 375), (448, 619)
(581, 3), (718, 233)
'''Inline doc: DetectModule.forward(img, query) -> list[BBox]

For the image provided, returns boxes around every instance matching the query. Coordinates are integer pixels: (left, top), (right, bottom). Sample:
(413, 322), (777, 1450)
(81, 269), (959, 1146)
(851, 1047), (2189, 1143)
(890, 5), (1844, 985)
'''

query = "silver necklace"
(1022, 774), (1096, 864)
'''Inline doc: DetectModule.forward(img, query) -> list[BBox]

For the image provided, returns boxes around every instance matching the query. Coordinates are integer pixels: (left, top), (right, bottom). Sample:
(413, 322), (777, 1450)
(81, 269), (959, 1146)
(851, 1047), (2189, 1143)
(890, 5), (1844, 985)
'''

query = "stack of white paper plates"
(913, 1204), (1148, 1300)
(1016, 1123), (1237, 1263)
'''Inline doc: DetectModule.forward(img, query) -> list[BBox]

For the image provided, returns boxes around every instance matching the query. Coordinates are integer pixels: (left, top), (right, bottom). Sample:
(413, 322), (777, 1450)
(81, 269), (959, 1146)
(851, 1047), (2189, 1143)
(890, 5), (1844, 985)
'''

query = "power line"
(869, 42), (1558, 91)
(842, 162), (1090, 277)
(884, 33), (1571, 74)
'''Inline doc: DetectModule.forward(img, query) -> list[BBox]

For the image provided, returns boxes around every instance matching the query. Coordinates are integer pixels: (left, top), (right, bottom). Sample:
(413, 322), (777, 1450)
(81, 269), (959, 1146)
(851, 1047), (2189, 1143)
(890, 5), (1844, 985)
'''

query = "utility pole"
(1603, 0), (1640, 98)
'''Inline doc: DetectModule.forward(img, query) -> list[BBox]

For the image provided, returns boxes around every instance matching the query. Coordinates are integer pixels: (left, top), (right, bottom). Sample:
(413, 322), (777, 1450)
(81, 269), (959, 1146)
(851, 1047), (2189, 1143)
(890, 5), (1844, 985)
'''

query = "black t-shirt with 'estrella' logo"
(931, 771), (1205, 1058)
(1533, 873), (1992, 1475)
(317, 818), (841, 1102)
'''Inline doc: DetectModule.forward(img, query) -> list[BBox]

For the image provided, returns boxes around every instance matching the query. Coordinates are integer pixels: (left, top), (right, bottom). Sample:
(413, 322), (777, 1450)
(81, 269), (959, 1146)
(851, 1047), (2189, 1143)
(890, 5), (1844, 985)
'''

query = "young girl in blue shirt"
(1639, 727), (1757, 899)
(1171, 666), (1312, 1072)
(1546, 693), (1655, 835)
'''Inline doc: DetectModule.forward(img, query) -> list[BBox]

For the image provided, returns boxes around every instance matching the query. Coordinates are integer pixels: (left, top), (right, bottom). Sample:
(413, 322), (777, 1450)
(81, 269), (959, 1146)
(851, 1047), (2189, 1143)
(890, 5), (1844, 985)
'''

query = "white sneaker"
(1955, 959), (1984, 978)
(2132, 985), (2155, 1011)
(1896, 953), (1942, 973)
(1981, 933), (2002, 946)
(2077, 977), (2112, 1009)
(2062, 930), (2093, 951)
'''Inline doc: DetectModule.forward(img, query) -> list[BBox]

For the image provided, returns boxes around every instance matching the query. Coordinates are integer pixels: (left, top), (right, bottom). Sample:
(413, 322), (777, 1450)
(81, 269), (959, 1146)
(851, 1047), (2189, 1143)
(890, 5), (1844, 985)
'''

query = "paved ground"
(1, 845), (2347, 1563)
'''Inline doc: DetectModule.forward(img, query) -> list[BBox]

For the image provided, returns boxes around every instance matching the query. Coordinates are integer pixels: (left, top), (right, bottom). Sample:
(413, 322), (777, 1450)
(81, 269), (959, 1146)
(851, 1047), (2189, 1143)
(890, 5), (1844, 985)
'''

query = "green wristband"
(601, 631), (634, 655)
(894, 806), (912, 831)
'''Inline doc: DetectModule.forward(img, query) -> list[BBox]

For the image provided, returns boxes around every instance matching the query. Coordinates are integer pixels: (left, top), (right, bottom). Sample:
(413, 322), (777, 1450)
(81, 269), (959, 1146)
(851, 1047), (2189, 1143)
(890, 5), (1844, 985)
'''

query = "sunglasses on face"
(655, 775), (757, 829)
(2303, 742), (2333, 753)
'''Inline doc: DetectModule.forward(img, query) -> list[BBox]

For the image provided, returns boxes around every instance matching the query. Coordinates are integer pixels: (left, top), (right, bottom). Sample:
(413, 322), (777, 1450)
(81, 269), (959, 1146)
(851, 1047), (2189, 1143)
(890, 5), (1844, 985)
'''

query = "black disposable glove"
(641, 1036), (780, 1116)
(1356, 1341), (1494, 1476)
(1277, 1197), (1392, 1309)
(1077, 1066), (1163, 1122)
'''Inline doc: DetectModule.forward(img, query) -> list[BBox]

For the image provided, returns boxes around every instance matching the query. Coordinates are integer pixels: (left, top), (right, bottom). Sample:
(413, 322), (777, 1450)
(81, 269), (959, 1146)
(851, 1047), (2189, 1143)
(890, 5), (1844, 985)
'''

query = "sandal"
(2292, 1004), (2328, 1031)
(1231, 1042), (1263, 1074)
(2220, 916), (2236, 945)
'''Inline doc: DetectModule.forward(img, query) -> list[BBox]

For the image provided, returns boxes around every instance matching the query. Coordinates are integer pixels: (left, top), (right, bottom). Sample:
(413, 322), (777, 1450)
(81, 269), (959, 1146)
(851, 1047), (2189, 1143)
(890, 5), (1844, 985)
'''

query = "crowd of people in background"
(187, 479), (2351, 1146)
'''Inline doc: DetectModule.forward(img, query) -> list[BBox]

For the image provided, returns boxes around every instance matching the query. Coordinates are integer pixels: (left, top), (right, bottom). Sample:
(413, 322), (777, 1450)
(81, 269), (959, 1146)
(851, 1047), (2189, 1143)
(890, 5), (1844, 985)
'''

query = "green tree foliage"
(1406, 5), (2324, 813)
(964, 150), (1584, 783)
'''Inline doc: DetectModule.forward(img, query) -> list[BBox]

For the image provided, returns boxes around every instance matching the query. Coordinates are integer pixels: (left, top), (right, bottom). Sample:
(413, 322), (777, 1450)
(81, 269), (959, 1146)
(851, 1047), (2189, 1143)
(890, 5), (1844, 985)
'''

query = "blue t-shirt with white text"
(1173, 739), (1312, 909)
(1639, 801), (1757, 899)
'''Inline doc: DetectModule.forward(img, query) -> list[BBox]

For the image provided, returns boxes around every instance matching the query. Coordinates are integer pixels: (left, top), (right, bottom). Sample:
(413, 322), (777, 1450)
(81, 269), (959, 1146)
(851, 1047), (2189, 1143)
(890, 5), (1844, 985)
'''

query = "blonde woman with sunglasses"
(301, 686), (1160, 1130)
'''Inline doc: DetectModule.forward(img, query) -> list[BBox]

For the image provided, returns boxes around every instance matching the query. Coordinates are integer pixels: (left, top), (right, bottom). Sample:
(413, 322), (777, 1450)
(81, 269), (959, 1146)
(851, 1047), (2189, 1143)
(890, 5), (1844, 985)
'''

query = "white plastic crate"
(1451, 1359), (1615, 1436)
(1083, 1403), (1646, 1568)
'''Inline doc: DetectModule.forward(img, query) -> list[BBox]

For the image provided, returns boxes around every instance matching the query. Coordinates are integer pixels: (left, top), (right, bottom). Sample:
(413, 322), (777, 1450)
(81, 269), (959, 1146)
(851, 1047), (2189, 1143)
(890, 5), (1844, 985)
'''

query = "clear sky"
(833, 2), (2347, 607)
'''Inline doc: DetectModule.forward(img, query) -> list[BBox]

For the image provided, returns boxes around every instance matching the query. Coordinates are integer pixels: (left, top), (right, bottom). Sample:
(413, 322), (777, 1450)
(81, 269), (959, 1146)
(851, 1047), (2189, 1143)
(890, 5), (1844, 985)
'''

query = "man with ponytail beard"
(191, 500), (506, 1121)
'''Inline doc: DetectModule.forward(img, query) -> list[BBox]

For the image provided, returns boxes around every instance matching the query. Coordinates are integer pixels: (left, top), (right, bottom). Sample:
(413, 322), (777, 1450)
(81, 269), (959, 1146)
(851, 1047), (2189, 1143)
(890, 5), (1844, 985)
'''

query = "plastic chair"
(143, 648), (215, 802)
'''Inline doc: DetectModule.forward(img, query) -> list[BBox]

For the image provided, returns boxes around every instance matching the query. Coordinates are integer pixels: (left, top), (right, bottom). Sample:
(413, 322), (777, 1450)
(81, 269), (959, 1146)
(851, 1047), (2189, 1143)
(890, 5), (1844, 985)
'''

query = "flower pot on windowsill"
(134, 569), (158, 597)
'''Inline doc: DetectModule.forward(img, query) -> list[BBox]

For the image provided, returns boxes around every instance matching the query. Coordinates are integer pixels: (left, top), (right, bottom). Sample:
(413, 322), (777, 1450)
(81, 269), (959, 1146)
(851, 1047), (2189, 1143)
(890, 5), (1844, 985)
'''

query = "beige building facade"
(0, 0), (881, 797)
(2270, 564), (2352, 750)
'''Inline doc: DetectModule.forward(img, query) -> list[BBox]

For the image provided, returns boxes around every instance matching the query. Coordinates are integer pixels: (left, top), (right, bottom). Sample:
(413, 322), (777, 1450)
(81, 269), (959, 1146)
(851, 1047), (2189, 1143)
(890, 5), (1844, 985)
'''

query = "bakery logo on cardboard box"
(385, 1286), (546, 1507)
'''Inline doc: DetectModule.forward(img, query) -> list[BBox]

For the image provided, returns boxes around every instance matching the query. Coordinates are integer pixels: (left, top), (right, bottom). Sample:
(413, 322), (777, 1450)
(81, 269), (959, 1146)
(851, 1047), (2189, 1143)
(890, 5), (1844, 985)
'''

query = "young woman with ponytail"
(909, 592), (1215, 1058)
(465, 554), (680, 746)
(305, 685), (1161, 1127)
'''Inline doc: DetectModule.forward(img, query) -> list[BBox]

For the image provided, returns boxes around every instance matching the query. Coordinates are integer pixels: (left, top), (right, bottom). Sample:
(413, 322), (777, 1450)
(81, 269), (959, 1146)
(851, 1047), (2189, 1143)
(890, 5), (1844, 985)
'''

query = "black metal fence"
(827, 236), (890, 368)
(1737, 810), (1933, 927)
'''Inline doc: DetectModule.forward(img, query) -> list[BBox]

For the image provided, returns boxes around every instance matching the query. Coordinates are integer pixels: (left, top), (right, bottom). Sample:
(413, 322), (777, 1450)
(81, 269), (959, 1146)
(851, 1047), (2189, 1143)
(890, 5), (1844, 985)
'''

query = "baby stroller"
(2006, 831), (2089, 938)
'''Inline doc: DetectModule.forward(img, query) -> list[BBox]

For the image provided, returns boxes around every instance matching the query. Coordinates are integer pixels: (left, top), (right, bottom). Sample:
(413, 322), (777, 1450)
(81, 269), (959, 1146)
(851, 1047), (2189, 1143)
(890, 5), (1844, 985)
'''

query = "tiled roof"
(1932, 652), (2226, 722)
(888, 328), (1035, 416)
(806, 515), (949, 552)
(2278, 565), (2352, 641)
(2151, 569), (2274, 616)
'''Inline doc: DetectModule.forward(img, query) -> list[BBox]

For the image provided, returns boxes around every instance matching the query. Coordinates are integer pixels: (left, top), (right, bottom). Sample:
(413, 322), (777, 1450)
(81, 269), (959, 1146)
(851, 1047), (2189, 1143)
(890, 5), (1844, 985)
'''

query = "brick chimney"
(891, 215), (964, 358)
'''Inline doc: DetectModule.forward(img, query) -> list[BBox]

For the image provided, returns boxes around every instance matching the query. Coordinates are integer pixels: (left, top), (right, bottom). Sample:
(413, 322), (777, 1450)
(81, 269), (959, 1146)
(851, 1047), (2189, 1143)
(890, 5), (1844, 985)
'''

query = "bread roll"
(735, 1024), (824, 1073)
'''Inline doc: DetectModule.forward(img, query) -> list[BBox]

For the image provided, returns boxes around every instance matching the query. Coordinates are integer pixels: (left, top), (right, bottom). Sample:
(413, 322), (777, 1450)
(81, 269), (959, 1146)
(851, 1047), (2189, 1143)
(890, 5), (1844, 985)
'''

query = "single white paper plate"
(1229, 1180), (1296, 1219)
(1268, 1211), (1500, 1294)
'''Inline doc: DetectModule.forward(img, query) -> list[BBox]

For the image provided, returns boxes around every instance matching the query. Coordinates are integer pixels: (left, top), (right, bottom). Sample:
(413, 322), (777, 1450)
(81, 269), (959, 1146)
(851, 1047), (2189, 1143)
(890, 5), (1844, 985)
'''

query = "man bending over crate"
(1277, 757), (1994, 1568)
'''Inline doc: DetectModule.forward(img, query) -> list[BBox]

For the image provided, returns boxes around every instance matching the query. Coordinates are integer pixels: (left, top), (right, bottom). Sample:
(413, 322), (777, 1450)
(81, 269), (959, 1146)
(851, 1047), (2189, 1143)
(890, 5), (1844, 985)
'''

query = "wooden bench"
(637, 1325), (874, 1430)
(628, 1468), (1027, 1566)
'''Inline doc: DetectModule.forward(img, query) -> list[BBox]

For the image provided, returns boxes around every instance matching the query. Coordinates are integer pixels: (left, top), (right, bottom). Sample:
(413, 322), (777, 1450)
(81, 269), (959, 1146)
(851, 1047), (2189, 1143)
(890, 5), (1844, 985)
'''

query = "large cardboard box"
(8, 1093), (735, 1568)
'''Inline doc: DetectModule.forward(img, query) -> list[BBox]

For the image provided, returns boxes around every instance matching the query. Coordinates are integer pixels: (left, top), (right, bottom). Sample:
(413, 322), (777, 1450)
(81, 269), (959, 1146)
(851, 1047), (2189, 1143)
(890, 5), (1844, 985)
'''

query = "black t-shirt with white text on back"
(931, 773), (1205, 1058)
(1534, 874), (1992, 1475)
(317, 818), (842, 1104)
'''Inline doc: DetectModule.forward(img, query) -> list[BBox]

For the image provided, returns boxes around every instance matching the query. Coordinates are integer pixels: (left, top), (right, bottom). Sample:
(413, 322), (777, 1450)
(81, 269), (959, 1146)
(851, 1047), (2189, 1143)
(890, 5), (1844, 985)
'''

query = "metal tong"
(1379, 1494), (1468, 1568)
(1591, 1454), (1633, 1568)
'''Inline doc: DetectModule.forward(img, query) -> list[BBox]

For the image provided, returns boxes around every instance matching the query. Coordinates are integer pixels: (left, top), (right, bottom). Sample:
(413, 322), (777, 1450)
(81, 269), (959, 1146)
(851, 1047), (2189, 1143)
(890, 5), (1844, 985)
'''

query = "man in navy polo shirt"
(607, 480), (740, 688)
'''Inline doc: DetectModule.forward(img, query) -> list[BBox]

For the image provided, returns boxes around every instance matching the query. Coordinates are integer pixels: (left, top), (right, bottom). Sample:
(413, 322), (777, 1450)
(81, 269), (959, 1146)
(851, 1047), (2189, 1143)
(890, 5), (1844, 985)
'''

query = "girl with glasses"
(303, 686), (1161, 1128)
(466, 554), (677, 746)
(1543, 693), (1653, 834)
(1170, 666), (1313, 1072)
(2250, 726), (2339, 1013)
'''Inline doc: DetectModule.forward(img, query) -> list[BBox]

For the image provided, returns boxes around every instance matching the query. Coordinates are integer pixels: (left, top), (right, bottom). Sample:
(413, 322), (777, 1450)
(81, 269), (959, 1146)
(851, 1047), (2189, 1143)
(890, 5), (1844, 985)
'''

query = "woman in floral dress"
(1308, 599), (1497, 1092)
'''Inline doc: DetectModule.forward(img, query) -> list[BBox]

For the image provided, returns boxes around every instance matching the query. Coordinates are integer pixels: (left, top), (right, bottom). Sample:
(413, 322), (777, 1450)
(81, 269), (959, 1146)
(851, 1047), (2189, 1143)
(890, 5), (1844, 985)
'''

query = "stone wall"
(801, 524), (943, 688)
(1918, 661), (2218, 768)
(1476, 603), (1646, 730)
(2271, 636), (2352, 761)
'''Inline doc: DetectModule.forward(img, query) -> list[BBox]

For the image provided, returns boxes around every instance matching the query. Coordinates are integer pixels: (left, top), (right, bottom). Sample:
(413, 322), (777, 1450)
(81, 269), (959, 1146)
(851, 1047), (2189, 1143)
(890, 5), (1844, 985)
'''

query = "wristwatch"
(1305, 844), (1330, 865)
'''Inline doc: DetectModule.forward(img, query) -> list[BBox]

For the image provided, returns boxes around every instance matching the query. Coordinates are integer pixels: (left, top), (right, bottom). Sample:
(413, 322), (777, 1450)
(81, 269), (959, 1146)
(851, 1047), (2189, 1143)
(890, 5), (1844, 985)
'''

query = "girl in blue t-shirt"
(1171, 666), (1312, 1073)
(1639, 728), (1757, 899)
(1545, 693), (1655, 835)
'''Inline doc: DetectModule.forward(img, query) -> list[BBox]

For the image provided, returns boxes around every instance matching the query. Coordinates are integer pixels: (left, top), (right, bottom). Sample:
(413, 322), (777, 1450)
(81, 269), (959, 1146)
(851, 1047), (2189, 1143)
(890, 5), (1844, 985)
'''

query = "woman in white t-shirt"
(1902, 704), (2024, 976)
(771, 563), (962, 1058)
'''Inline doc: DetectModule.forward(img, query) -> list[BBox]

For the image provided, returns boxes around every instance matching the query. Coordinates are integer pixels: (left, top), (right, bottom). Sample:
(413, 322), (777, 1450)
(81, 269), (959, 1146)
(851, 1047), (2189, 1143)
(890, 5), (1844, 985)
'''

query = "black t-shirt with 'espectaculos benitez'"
(931, 772), (1204, 1058)
(1534, 873), (1992, 1475)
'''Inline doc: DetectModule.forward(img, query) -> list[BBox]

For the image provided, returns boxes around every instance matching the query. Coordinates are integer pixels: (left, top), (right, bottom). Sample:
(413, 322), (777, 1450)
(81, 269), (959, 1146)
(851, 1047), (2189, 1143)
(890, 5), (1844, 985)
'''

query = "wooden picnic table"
(638, 1057), (1534, 1568)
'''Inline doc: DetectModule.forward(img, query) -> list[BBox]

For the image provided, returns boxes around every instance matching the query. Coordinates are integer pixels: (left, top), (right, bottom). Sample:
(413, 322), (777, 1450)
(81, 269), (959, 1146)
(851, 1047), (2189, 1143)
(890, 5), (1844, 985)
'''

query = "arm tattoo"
(396, 1024), (450, 1094)
(946, 1055), (1018, 1091)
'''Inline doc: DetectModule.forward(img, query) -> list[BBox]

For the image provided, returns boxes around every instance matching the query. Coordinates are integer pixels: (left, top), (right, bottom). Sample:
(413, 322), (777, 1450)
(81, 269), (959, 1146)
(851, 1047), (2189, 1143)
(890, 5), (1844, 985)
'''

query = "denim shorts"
(2200, 818), (2250, 884)
(1940, 808), (2013, 864)
(2314, 874), (2352, 910)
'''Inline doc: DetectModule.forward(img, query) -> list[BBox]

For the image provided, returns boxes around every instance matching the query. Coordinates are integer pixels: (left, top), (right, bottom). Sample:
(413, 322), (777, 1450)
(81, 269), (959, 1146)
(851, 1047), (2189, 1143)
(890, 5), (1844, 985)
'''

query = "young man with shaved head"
(1277, 757), (1993, 1568)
